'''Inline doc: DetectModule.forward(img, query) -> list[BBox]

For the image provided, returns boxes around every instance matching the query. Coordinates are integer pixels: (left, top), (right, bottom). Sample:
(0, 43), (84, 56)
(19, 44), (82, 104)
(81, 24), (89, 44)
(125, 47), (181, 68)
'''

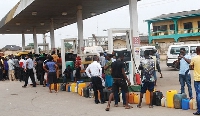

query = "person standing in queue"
(85, 56), (105, 104)
(43, 56), (58, 93)
(105, 53), (131, 111)
(190, 46), (200, 115)
(137, 50), (155, 108)
(104, 54), (113, 89)
(178, 48), (193, 99)
(22, 54), (36, 88)
(35, 57), (45, 85)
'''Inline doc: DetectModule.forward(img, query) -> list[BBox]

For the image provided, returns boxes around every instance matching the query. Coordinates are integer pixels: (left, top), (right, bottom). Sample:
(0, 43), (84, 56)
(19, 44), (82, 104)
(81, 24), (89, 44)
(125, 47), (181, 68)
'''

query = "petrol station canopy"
(0, 0), (136, 34)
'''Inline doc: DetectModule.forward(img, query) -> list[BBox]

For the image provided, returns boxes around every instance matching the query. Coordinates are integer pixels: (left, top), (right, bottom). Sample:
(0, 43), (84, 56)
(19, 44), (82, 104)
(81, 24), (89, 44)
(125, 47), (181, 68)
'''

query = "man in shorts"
(137, 50), (155, 108)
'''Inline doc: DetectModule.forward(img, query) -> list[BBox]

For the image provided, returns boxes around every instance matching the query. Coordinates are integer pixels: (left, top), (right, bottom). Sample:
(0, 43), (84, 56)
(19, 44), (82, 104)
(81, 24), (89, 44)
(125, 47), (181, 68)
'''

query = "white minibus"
(166, 44), (200, 68)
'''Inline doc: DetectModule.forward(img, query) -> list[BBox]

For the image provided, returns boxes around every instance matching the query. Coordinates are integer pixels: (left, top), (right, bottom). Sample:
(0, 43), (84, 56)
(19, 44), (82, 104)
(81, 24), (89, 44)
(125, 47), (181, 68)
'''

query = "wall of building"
(149, 16), (200, 55)
(152, 20), (174, 31)
(178, 16), (200, 33)
(152, 16), (200, 34)
(179, 36), (200, 41)
(153, 38), (175, 43)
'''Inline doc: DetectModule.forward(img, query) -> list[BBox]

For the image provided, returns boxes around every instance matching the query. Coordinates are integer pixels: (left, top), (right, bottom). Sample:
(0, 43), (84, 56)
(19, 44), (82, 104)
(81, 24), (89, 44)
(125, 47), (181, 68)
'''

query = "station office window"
(160, 25), (167, 31)
(184, 22), (193, 29)
(198, 21), (200, 28)
(183, 22), (193, 32)
(169, 24), (175, 30)
(198, 21), (200, 31)
(153, 26), (161, 32)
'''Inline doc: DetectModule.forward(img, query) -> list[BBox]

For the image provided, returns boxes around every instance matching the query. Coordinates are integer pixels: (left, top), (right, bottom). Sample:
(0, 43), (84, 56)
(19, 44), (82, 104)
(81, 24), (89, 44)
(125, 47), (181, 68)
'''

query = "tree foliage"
(65, 42), (73, 50)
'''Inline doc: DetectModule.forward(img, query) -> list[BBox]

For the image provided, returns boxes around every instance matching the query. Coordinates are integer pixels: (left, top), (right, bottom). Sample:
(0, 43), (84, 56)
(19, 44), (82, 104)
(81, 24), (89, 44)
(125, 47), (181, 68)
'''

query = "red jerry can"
(75, 56), (81, 67)
(135, 73), (141, 85)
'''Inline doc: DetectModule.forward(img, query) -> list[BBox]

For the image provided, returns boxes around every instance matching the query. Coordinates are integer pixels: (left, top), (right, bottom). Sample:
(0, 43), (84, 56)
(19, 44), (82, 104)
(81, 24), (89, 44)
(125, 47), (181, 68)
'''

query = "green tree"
(27, 43), (34, 47)
(65, 42), (73, 50)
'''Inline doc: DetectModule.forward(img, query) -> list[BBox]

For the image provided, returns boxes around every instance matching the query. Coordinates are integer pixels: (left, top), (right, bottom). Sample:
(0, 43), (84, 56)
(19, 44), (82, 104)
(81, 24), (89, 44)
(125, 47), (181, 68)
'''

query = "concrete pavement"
(0, 61), (196, 116)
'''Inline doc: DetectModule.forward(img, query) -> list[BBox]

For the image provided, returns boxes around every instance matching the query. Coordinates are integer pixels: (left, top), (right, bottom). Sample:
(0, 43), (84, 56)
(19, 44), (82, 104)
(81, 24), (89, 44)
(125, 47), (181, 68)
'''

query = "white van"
(83, 46), (104, 55)
(140, 46), (156, 58)
(166, 44), (200, 67)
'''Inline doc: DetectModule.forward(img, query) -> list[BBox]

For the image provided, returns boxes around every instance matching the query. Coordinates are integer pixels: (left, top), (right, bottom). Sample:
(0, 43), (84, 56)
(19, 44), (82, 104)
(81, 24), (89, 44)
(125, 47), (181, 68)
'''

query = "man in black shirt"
(36, 57), (45, 85)
(105, 53), (131, 111)
(63, 65), (73, 82)
(75, 65), (81, 82)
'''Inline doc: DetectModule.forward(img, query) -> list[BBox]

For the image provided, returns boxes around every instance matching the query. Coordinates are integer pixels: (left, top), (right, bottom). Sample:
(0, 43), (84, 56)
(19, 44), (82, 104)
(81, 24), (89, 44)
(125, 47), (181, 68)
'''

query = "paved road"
(0, 61), (196, 116)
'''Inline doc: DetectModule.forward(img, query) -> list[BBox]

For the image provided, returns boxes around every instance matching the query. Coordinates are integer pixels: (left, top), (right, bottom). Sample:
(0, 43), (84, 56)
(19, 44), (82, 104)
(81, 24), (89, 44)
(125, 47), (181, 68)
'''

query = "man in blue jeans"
(178, 48), (193, 99)
(114, 90), (126, 106)
(190, 46), (200, 115)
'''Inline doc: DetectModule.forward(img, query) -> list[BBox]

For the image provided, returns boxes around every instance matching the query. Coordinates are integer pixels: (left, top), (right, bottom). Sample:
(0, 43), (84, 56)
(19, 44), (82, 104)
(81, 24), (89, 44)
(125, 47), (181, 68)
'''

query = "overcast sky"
(0, 0), (200, 48)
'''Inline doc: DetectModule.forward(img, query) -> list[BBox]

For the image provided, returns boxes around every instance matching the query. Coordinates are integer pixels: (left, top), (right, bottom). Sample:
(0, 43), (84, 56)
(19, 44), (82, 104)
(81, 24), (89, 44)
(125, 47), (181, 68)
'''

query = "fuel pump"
(107, 28), (141, 85)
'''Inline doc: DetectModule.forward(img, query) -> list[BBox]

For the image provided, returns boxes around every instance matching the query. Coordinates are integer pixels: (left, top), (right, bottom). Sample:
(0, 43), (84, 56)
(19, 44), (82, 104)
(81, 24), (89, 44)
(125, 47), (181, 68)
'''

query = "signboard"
(132, 37), (140, 46)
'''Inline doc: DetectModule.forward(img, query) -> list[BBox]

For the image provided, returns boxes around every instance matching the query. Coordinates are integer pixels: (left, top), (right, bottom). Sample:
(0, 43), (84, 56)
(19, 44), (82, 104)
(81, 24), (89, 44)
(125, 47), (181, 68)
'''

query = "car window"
(170, 46), (189, 55)
(190, 46), (197, 53)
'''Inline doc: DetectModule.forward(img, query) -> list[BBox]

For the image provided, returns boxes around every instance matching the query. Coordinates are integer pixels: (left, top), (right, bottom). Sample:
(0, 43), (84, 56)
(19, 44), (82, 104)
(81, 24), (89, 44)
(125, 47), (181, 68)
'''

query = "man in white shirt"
(7, 56), (15, 81)
(22, 54), (36, 88)
(85, 56), (105, 104)
(100, 53), (106, 73)
(19, 57), (25, 81)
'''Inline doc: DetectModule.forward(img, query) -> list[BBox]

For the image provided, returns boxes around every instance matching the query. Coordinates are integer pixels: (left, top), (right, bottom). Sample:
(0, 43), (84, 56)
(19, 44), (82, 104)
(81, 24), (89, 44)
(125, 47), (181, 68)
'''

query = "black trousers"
(3, 70), (8, 80)
(91, 76), (104, 102)
(14, 67), (20, 79)
(19, 68), (24, 81)
(0, 69), (3, 80)
(24, 69), (36, 86)
(37, 72), (44, 85)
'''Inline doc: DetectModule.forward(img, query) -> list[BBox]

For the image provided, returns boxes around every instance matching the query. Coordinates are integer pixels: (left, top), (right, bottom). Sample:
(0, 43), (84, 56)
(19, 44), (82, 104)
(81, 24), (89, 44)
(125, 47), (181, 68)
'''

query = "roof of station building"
(146, 9), (200, 22)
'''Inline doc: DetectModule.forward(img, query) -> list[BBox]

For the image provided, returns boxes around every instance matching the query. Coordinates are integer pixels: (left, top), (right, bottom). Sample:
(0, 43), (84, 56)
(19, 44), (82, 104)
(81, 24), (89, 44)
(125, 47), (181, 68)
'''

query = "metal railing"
(151, 28), (200, 36)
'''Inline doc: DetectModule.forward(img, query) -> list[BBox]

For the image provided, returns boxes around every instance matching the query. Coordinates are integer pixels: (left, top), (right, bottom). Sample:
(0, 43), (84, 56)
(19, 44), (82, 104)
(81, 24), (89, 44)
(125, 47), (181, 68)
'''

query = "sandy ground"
(0, 61), (196, 116)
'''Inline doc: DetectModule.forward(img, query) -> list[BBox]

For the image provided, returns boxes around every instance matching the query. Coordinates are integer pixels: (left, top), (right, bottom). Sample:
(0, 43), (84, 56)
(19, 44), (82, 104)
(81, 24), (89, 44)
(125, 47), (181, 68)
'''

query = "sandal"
(125, 105), (131, 109)
(124, 104), (133, 108)
(137, 104), (142, 108)
(105, 105), (110, 111)
(149, 105), (153, 108)
(129, 105), (133, 108)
